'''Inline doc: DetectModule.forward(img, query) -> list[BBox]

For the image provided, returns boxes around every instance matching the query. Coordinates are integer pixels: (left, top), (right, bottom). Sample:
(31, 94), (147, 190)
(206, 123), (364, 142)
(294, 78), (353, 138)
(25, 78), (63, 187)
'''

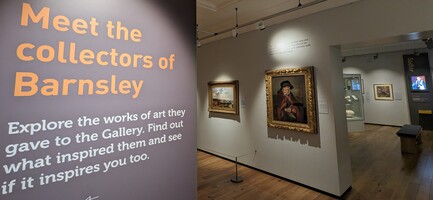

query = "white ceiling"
(197, 0), (360, 45)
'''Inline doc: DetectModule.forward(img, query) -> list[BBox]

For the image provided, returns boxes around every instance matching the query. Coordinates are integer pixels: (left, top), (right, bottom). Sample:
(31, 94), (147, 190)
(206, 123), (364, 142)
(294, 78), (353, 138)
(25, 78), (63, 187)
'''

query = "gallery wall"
(197, 0), (433, 196)
(343, 48), (433, 127)
(343, 52), (412, 126)
(0, 1), (196, 200)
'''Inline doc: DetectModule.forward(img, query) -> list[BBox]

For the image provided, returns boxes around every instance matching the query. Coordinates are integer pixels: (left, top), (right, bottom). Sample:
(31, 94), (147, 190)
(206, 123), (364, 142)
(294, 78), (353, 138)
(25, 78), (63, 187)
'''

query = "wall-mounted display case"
(344, 74), (364, 121)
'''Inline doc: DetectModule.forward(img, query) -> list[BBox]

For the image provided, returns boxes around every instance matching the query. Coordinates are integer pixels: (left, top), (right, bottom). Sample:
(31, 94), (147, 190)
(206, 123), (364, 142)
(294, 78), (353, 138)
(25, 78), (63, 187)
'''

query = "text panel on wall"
(0, 1), (196, 199)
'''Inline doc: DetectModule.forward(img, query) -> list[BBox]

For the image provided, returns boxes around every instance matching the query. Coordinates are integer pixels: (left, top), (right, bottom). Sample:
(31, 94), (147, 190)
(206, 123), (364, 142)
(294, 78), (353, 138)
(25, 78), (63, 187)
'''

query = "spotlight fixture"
(341, 57), (346, 62)
(232, 8), (239, 38)
(232, 28), (238, 38)
(373, 53), (378, 60)
(424, 38), (433, 50)
(298, 0), (302, 7)
(255, 20), (266, 30)
(196, 24), (201, 47)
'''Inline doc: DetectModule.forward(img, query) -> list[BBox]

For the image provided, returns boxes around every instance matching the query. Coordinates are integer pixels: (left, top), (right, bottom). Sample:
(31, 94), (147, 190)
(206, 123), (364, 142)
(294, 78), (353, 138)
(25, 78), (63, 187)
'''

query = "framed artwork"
(265, 67), (317, 133)
(208, 80), (239, 115)
(373, 84), (393, 100)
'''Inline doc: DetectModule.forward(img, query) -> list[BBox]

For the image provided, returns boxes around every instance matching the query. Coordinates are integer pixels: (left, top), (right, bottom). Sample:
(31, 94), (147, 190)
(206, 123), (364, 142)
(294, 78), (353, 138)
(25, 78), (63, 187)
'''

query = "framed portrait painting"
(265, 67), (317, 133)
(373, 84), (393, 100)
(208, 80), (239, 115)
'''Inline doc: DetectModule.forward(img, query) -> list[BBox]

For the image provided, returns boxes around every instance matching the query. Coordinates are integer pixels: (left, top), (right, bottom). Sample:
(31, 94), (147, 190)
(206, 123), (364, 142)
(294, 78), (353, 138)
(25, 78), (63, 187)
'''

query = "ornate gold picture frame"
(208, 80), (239, 115)
(265, 67), (317, 133)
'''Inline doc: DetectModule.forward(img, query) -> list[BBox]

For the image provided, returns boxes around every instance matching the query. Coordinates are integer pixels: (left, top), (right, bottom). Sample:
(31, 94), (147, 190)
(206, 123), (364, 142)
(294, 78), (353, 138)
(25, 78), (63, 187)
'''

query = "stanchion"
(230, 156), (243, 183)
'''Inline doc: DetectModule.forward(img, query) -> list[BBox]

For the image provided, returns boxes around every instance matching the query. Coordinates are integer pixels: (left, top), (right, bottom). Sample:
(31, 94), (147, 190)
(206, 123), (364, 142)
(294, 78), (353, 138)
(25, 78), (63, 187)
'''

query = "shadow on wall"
(267, 127), (321, 148)
(209, 112), (241, 123)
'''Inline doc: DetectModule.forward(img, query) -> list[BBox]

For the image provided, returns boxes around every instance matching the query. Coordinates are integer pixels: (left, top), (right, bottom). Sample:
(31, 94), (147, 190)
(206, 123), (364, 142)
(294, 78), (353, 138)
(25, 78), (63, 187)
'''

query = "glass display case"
(344, 74), (364, 121)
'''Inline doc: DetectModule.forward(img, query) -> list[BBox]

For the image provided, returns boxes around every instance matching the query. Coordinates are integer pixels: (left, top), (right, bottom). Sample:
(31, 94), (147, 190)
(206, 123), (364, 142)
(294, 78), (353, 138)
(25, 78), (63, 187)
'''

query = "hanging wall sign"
(0, 1), (196, 200)
(403, 53), (433, 129)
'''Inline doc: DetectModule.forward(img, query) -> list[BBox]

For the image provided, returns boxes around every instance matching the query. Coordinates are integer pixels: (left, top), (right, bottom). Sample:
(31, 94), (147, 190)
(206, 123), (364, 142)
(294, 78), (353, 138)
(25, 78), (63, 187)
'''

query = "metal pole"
(231, 157), (243, 183)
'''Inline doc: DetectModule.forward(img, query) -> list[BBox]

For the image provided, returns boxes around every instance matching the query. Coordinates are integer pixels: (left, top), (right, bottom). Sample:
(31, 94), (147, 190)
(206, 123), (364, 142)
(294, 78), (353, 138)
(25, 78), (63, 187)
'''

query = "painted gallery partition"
(403, 53), (433, 130)
(0, 1), (196, 199)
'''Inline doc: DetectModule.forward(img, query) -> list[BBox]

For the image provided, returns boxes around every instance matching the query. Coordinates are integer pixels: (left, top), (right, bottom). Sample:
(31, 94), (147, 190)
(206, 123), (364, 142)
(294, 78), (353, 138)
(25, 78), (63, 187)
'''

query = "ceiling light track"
(198, 0), (327, 41)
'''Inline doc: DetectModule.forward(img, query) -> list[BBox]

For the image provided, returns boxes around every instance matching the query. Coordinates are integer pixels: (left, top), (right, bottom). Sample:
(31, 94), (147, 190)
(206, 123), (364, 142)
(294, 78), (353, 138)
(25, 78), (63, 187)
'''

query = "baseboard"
(339, 186), (352, 199)
(364, 122), (402, 127)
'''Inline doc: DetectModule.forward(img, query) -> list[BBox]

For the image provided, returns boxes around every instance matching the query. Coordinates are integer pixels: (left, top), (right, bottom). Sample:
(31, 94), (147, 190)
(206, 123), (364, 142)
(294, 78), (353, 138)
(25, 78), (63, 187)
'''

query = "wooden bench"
(396, 125), (422, 154)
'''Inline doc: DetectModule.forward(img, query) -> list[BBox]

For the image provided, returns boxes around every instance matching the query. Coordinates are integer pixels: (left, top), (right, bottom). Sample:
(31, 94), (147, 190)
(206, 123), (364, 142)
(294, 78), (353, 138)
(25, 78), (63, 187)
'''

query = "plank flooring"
(197, 124), (433, 200)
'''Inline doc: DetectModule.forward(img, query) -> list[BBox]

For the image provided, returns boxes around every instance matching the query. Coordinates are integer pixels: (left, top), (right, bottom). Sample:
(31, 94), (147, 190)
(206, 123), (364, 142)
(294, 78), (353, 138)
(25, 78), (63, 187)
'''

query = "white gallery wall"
(343, 52), (412, 126)
(197, 0), (433, 196)
(343, 49), (433, 126)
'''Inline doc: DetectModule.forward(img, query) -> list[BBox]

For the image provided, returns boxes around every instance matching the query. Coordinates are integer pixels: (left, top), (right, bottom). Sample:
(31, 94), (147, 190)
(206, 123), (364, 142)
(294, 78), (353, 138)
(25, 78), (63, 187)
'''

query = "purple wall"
(0, 1), (196, 199)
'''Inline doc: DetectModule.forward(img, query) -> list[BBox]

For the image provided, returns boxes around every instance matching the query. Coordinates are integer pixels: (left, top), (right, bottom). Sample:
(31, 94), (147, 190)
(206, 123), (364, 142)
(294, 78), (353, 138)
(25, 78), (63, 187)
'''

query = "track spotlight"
(232, 8), (239, 38)
(255, 20), (266, 30)
(195, 24), (201, 47)
(373, 53), (378, 60)
(424, 38), (433, 50)
(298, 0), (302, 7)
(341, 57), (346, 62)
(232, 28), (238, 38)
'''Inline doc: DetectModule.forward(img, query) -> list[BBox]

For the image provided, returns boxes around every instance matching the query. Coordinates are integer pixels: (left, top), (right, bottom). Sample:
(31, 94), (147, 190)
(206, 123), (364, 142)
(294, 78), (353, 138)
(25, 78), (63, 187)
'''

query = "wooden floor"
(197, 124), (433, 200)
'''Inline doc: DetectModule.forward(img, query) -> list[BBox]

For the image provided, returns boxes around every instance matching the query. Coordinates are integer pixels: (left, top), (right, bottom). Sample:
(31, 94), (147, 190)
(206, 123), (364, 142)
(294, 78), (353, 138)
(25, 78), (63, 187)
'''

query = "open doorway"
(338, 31), (433, 131)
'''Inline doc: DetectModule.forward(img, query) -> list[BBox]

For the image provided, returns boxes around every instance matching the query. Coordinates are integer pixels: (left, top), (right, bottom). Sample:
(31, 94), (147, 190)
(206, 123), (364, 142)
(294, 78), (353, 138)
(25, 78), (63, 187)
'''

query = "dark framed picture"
(373, 84), (393, 100)
(208, 80), (239, 115)
(265, 67), (317, 133)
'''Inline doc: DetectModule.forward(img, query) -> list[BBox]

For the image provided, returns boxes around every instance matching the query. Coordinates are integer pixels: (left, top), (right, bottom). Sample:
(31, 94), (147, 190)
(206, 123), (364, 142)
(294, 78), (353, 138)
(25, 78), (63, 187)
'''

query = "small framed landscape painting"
(208, 80), (239, 115)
